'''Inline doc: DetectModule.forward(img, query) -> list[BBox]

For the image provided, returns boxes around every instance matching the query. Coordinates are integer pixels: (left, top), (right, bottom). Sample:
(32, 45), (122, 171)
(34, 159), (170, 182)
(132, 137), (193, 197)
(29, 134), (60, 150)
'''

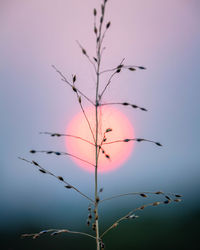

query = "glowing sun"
(66, 106), (134, 173)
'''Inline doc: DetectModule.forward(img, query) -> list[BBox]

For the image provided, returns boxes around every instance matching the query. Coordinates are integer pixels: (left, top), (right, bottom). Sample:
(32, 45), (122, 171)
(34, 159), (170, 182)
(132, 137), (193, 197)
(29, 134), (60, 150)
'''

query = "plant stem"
(95, 54), (100, 250)
(94, 2), (108, 248)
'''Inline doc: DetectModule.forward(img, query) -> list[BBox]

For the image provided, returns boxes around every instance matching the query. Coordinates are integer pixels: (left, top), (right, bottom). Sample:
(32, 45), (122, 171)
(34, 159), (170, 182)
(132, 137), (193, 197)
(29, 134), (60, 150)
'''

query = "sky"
(0, 0), (200, 249)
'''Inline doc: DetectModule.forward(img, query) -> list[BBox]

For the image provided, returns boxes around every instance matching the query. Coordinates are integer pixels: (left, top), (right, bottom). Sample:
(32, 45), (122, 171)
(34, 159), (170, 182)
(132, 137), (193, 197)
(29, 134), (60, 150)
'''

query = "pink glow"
(66, 106), (134, 173)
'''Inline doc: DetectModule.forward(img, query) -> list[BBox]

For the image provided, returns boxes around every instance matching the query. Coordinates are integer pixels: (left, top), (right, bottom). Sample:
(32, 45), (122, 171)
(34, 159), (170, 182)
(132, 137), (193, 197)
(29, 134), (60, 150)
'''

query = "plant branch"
(103, 138), (162, 146)
(99, 191), (182, 203)
(99, 58), (125, 101)
(100, 64), (146, 75)
(76, 40), (97, 73)
(39, 132), (95, 146)
(100, 198), (181, 238)
(22, 228), (98, 240)
(94, 1), (109, 249)
(18, 157), (94, 202)
(99, 101), (148, 112)
(73, 82), (96, 143)
(29, 150), (95, 167)
(52, 65), (95, 106)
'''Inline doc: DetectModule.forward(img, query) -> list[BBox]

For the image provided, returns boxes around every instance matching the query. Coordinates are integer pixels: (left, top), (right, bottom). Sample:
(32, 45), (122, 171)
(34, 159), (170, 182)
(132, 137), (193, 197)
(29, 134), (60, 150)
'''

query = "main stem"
(95, 30), (102, 249)
(95, 68), (100, 250)
(95, 4), (106, 249)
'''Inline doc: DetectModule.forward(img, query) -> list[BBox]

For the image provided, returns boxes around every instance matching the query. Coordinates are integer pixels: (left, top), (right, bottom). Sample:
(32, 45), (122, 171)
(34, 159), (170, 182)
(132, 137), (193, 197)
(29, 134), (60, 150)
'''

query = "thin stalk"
(76, 40), (97, 73)
(52, 65), (95, 106)
(73, 83), (96, 143)
(94, 3), (107, 249)
(99, 191), (175, 203)
(29, 150), (95, 167)
(99, 58), (125, 101)
(100, 198), (180, 239)
(22, 228), (98, 240)
(18, 157), (94, 202)
(39, 132), (95, 146)
(95, 45), (100, 250)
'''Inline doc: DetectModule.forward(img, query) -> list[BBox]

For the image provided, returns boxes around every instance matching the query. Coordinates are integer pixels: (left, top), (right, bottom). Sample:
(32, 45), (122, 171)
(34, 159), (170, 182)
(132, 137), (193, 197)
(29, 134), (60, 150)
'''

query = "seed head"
(126, 214), (138, 219)
(155, 191), (163, 195)
(72, 86), (77, 92)
(32, 161), (39, 166)
(153, 202), (160, 206)
(116, 68), (121, 73)
(40, 230), (47, 235)
(33, 234), (39, 239)
(105, 154), (110, 159)
(82, 48), (86, 55)
(113, 223), (118, 228)
(58, 176), (64, 181)
(136, 138), (144, 142)
(30, 150), (36, 154)
(94, 26), (97, 34)
(175, 194), (182, 198)
(51, 231), (59, 236)
(106, 21), (111, 29)
(165, 195), (171, 200)
(55, 152), (61, 155)
(39, 169), (46, 174)
(138, 66), (146, 70)
(140, 193), (147, 198)
(100, 242), (105, 249)
(117, 64), (123, 69)
(174, 199), (181, 202)
(140, 107), (147, 111)
(132, 104), (138, 108)
(122, 102), (129, 106)
(73, 75), (76, 83)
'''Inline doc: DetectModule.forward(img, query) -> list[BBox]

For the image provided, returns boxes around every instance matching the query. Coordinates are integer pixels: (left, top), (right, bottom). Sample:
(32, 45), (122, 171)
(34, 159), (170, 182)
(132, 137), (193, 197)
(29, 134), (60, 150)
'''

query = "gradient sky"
(0, 0), (200, 236)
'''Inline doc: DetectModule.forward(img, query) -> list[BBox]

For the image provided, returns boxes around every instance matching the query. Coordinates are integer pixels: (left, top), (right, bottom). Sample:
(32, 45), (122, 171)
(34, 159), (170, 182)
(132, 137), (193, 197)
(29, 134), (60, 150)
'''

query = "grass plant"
(19, 1), (182, 249)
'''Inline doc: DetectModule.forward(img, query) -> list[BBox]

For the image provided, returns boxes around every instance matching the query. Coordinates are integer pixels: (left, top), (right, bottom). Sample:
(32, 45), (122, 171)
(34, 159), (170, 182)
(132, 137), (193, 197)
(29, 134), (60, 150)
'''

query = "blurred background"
(0, 0), (200, 249)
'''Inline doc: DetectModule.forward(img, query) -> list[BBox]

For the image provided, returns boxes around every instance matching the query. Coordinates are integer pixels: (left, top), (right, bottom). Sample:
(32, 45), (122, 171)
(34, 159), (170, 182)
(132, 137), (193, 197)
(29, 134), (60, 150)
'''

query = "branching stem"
(94, 1), (109, 249)
(18, 157), (94, 202)
(22, 228), (98, 241)
(29, 150), (95, 166)
(100, 199), (179, 238)
(52, 65), (95, 106)
(39, 132), (95, 146)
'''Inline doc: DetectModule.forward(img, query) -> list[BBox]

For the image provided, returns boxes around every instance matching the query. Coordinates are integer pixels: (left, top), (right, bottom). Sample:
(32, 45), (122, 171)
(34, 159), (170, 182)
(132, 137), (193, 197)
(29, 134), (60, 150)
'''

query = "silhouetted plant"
(19, 1), (182, 249)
